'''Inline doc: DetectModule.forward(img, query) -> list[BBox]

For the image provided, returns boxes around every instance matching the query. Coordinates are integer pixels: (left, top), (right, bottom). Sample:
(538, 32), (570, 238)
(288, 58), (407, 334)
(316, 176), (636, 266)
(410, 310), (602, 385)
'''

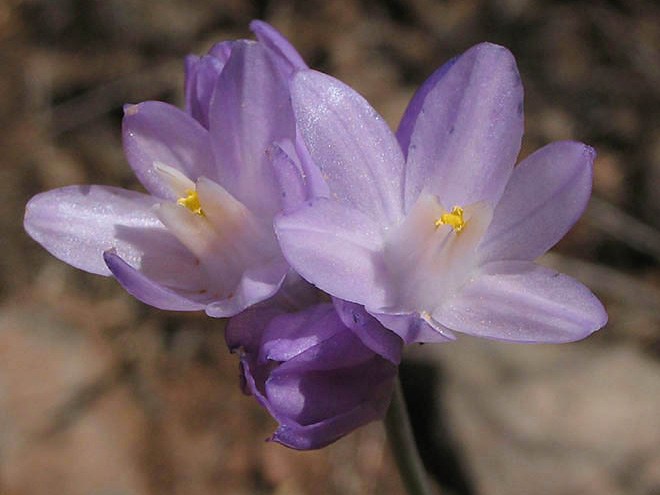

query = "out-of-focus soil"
(1, 0), (659, 494)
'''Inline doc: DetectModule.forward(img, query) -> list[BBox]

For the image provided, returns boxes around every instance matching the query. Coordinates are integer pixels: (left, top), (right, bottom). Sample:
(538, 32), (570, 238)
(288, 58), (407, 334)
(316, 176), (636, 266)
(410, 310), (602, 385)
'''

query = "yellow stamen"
(177, 189), (205, 216)
(435, 206), (465, 232)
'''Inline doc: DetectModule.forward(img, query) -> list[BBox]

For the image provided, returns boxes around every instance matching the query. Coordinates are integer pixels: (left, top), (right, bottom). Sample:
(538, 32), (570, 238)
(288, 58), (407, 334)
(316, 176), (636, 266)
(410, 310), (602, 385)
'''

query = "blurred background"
(2, 0), (660, 494)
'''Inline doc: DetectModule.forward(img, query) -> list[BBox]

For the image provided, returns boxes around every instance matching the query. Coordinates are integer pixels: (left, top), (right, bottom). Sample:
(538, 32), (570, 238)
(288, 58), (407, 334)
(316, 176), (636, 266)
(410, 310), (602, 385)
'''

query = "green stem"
(385, 376), (435, 495)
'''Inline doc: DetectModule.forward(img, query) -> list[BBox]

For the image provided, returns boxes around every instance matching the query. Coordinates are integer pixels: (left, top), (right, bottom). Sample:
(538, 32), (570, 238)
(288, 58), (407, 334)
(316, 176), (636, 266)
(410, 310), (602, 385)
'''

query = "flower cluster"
(24, 21), (607, 449)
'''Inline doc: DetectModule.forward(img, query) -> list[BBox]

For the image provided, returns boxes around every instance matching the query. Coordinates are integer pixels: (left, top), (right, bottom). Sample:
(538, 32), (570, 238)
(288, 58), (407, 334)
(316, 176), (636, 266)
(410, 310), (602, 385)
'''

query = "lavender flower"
(24, 22), (306, 317)
(184, 20), (308, 129)
(275, 43), (608, 343)
(227, 279), (401, 450)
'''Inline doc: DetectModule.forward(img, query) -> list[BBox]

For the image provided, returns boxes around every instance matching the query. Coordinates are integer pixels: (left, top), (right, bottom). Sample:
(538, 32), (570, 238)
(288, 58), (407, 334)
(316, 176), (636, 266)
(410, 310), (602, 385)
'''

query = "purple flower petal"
(291, 69), (405, 225)
(234, 302), (397, 450)
(225, 273), (317, 353)
(250, 20), (308, 71)
(184, 41), (233, 128)
(268, 271), (321, 312)
(271, 136), (329, 203)
(208, 40), (234, 61)
(478, 141), (596, 264)
(295, 128), (330, 200)
(275, 198), (389, 310)
(432, 260), (608, 343)
(265, 325), (396, 449)
(184, 54), (226, 128)
(371, 311), (456, 344)
(24, 185), (164, 276)
(404, 43), (523, 211)
(104, 251), (205, 311)
(204, 257), (289, 318)
(332, 298), (403, 364)
(259, 303), (346, 363)
(266, 340), (393, 426)
(396, 56), (457, 159)
(225, 305), (284, 354)
(209, 40), (295, 218)
(270, 401), (388, 450)
(268, 143), (307, 213)
(122, 101), (215, 200)
(226, 274), (318, 395)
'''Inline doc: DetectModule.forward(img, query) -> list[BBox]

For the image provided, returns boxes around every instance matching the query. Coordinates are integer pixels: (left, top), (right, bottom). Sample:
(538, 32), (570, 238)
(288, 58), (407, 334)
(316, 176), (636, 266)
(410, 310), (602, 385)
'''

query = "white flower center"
(383, 193), (493, 316)
(153, 162), (279, 300)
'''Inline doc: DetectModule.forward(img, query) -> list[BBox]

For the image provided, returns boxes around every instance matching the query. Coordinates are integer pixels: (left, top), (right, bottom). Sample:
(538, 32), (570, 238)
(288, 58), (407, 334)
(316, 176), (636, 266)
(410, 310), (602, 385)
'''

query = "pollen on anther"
(435, 206), (466, 232)
(177, 189), (205, 216)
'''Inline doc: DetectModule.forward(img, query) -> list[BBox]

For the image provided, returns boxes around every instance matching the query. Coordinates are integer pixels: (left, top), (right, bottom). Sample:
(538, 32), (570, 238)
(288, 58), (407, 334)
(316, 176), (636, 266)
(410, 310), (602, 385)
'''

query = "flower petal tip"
(249, 19), (268, 32)
(123, 103), (139, 116)
(472, 42), (517, 67)
(584, 143), (597, 162)
(593, 302), (609, 332)
(474, 41), (512, 54)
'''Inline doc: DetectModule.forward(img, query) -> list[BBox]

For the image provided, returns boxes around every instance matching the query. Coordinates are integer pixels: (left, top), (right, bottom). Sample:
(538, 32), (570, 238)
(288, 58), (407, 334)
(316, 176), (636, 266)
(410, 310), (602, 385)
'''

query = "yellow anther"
(177, 189), (205, 216)
(435, 206), (465, 232)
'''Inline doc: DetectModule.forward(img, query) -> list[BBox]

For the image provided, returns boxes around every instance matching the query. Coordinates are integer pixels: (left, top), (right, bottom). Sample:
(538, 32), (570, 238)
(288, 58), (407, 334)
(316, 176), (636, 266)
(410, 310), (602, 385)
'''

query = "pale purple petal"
(184, 54), (225, 128)
(478, 141), (596, 264)
(25, 185), (161, 276)
(332, 299), (403, 364)
(272, 137), (329, 202)
(259, 303), (345, 363)
(122, 101), (215, 200)
(268, 143), (307, 213)
(226, 273), (318, 354)
(209, 40), (295, 218)
(204, 257), (288, 318)
(404, 43), (523, 211)
(208, 41), (234, 61)
(275, 198), (389, 310)
(295, 128), (330, 200)
(433, 261), (608, 343)
(291, 69), (405, 225)
(113, 224), (210, 293)
(183, 41), (234, 126)
(184, 54), (198, 76)
(233, 257), (290, 308)
(396, 56), (457, 158)
(372, 311), (456, 344)
(104, 251), (206, 311)
(250, 20), (308, 71)
(184, 41), (233, 127)
(225, 273), (318, 355)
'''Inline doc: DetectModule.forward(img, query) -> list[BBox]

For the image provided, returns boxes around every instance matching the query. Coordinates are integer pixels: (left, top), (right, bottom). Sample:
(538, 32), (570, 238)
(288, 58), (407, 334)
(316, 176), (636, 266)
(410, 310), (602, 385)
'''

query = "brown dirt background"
(1, 0), (660, 494)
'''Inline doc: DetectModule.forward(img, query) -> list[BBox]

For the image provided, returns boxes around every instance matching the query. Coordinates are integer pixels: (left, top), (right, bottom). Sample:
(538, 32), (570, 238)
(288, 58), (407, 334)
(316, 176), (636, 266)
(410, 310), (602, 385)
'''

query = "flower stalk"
(385, 376), (435, 495)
